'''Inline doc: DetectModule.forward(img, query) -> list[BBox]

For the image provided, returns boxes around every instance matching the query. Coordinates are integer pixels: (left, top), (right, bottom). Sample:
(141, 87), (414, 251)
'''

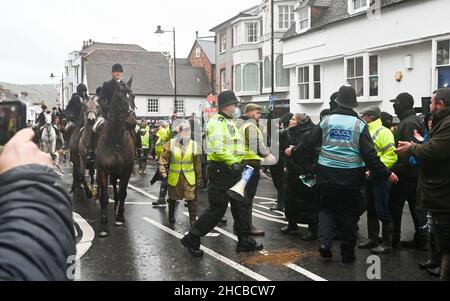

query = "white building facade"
(282, 0), (450, 120)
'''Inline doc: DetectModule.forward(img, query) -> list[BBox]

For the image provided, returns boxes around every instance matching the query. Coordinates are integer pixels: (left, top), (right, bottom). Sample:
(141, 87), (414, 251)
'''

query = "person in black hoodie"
(280, 114), (320, 241)
(0, 129), (76, 281)
(390, 92), (427, 250)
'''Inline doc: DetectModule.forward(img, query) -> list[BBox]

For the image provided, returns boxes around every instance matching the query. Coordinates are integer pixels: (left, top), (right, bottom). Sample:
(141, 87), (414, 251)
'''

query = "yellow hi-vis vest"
(168, 139), (198, 187)
(155, 127), (171, 157)
(240, 121), (265, 162)
(140, 126), (151, 149)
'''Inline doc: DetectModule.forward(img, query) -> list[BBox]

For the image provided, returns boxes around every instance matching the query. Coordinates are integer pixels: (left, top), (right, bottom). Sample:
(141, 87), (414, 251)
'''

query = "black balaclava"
(393, 101), (412, 117)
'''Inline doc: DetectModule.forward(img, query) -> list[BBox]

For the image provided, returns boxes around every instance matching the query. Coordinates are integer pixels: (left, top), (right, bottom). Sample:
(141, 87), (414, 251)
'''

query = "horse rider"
(99, 63), (128, 118)
(36, 105), (49, 129)
(63, 84), (90, 153)
(159, 120), (202, 225)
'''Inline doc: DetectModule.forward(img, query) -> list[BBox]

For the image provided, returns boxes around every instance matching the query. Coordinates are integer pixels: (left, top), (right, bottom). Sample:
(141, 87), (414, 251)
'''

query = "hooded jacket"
(0, 165), (76, 281)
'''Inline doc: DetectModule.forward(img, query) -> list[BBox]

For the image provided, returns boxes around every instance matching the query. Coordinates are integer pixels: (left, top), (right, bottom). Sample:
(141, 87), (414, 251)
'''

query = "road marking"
(180, 213), (326, 281)
(254, 196), (277, 201)
(128, 184), (158, 200)
(142, 216), (270, 281)
(253, 203), (285, 216)
(206, 233), (221, 238)
(253, 205), (285, 219)
(73, 212), (95, 260)
(259, 201), (277, 205)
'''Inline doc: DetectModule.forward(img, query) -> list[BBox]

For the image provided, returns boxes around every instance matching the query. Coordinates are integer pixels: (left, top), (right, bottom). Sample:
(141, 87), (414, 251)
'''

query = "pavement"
(63, 161), (438, 281)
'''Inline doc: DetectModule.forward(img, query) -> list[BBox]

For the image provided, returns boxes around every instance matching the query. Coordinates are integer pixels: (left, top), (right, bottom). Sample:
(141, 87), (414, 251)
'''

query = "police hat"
(336, 85), (358, 109)
(218, 90), (239, 108)
(112, 63), (124, 73)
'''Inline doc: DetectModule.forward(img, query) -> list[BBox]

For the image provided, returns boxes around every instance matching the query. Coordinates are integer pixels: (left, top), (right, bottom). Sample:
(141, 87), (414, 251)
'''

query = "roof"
(82, 42), (147, 54)
(283, 0), (411, 40)
(196, 39), (216, 64)
(84, 49), (210, 97)
(210, 12), (251, 32)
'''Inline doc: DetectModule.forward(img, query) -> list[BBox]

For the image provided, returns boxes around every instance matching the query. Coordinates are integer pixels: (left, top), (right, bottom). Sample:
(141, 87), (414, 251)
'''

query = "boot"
(371, 223), (393, 255)
(426, 266), (441, 277)
(236, 236), (264, 253)
(168, 200), (176, 224)
(181, 232), (204, 258)
(301, 223), (318, 241)
(281, 223), (298, 235)
(442, 254), (450, 281)
(401, 229), (428, 250)
(341, 244), (356, 264)
(319, 245), (333, 261)
(358, 216), (380, 249)
(419, 236), (442, 270)
(152, 181), (168, 207)
(187, 200), (197, 226)
(250, 225), (265, 236)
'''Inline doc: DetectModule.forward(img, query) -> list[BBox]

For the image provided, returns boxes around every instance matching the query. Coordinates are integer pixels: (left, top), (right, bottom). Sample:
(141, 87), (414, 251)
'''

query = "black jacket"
(392, 109), (424, 178)
(64, 94), (83, 123)
(0, 165), (76, 281)
(99, 78), (127, 112)
(412, 108), (450, 213)
(292, 107), (391, 189)
(36, 111), (48, 128)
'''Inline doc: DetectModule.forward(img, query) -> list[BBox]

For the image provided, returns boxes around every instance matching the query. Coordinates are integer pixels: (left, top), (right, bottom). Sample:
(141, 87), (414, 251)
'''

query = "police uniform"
(181, 91), (264, 257)
(292, 86), (392, 263)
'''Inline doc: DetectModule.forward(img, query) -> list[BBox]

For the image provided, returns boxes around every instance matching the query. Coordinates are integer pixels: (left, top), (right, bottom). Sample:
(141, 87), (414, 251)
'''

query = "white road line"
(73, 212), (95, 260)
(285, 263), (327, 282)
(253, 204), (285, 219)
(259, 201), (277, 205)
(180, 213), (326, 281)
(128, 184), (158, 200)
(141, 216), (270, 282)
(254, 196), (277, 201)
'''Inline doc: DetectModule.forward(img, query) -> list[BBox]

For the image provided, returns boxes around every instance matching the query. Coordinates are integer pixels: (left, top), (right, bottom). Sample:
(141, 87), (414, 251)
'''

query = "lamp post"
(155, 25), (177, 117)
(50, 73), (65, 109)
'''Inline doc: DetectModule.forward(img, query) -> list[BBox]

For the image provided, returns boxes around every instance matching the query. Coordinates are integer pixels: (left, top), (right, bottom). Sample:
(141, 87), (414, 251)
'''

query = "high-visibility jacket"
(318, 114), (366, 169)
(368, 118), (398, 169)
(206, 113), (244, 166)
(155, 127), (171, 157)
(240, 121), (265, 162)
(140, 126), (151, 149)
(168, 139), (198, 187)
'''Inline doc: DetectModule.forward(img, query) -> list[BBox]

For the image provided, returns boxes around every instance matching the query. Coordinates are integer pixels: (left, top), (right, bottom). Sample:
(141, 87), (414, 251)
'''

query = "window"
(148, 99), (159, 113)
(276, 55), (289, 87)
(438, 67), (450, 88)
(220, 34), (227, 53)
(313, 65), (321, 99)
(264, 57), (271, 88)
(195, 47), (201, 59)
(69, 83), (73, 96)
(235, 65), (242, 92)
(175, 99), (184, 114)
(74, 66), (79, 83)
(220, 69), (226, 92)
(298, 66), (309, 100)
(298, 7), (310, 31)
(347, 57), (364, 97)
(278, 5), (295, 30)
(245, 22), (259, 43)
(65, 67), (69, 77)
(437, 40), (450, 66)
(233, 25), (239, 46)
(243, 64), (259, 91)
(348, 0), (369, 14)
(369, 56), (379, 97)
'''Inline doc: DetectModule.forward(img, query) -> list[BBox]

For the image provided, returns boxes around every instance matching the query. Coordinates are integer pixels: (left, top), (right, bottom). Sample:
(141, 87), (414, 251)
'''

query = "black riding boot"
(358, 216), (380, 249)
(236, 236), (264, 253)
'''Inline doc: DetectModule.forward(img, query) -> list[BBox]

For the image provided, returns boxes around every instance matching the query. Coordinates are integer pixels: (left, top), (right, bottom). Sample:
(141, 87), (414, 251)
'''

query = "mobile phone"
(0, 101), (27, 146)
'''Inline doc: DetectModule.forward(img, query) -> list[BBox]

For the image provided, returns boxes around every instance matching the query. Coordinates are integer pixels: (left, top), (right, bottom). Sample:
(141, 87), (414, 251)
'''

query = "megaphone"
(227, 166), (254, 202)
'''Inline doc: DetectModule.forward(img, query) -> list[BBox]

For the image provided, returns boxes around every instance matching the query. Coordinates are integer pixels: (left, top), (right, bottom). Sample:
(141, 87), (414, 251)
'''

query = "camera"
(0, 101), (27, 146)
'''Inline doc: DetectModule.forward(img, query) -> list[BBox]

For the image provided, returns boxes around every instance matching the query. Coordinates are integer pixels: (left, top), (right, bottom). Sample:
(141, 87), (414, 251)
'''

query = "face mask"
(233, 107), (242, 119)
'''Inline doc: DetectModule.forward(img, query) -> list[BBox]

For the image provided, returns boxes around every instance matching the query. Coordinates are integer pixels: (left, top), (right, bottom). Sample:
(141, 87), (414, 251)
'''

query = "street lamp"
(50, 73), (65, 109)
(155, 25), (177, 117)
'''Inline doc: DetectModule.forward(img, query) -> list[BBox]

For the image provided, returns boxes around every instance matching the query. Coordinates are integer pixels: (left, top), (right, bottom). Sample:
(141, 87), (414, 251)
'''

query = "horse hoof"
(115, 221), (125, 227)
(98, 231), (109, 238)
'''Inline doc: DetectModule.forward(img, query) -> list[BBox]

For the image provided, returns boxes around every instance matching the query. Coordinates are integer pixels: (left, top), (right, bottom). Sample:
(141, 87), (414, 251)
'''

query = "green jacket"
(206, 113), (243, 166)
(367, 118), (398, 169)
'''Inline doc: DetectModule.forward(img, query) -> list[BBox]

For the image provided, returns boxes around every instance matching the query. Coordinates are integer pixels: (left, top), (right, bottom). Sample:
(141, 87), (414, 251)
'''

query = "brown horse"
(78, 97), (102, 200)
(96, 79), (136, 237)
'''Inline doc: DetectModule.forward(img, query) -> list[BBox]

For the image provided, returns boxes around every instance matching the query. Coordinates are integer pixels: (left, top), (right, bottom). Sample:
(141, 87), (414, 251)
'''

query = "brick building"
(188, 38), (216, 95)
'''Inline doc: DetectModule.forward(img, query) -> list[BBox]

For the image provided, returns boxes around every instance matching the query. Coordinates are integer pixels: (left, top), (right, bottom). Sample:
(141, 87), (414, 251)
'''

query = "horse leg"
(89, 167), (97, 199)
(80, 160), (92, 200)
(98, 169), (110, 237)
(115, 173), (130, 226)
(111, 177), (119, 216)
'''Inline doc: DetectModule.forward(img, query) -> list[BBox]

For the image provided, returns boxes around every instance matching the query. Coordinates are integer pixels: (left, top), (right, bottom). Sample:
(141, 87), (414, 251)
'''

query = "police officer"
(181, 91), (264, 257)
(239, 104), (276, 236)
(286, 86), (398, 264)
(358, 106), (398, 254)
(99, 63), (127, 117)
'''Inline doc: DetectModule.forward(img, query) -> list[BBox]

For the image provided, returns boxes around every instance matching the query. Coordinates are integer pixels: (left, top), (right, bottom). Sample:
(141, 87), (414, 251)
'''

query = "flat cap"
(245, 103), (262, 113)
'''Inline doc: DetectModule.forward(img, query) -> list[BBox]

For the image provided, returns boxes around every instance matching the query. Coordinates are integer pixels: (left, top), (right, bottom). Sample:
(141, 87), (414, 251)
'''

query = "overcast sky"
(0, 0), (259, 84)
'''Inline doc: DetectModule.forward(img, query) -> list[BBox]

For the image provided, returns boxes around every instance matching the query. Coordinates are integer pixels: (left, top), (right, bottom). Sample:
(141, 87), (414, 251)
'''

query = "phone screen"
(0, 102), (27, 146)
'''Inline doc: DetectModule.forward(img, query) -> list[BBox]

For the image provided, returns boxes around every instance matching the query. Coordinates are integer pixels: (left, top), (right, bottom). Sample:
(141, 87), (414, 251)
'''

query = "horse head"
(83, 97), (101, 125)
(110, 79), (136, 125)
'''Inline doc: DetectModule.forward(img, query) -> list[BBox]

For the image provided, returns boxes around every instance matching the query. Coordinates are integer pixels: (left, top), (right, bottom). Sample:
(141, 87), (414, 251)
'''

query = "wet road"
(64, 161), (437, 281)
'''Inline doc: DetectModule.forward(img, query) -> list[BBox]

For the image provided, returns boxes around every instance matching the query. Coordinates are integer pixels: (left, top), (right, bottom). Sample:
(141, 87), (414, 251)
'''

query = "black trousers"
(191, 164), (252, 237)
(319, 186), (362, 251)
(269, 163), (287, 209)
(390, 176), (427, 242)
